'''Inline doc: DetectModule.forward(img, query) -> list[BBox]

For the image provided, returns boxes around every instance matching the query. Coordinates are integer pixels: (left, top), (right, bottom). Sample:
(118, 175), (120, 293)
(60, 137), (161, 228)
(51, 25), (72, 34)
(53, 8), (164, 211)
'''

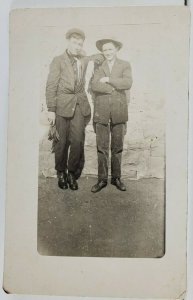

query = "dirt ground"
(38, 176), (165, 258)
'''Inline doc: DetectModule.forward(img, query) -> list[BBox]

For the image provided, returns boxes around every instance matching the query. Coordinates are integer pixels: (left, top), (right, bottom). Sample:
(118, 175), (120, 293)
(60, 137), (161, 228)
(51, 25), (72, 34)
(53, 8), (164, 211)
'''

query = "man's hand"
(47, 111), (56, 125)
(100, 77), (109, 83)
(94, 54), (105, 65)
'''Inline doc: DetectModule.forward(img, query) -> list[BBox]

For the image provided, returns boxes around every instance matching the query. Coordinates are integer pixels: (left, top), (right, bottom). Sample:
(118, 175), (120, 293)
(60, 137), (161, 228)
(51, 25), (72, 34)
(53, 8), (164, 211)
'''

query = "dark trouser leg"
(68, 105), (85, 175)
(74, 131), (85, 179)
(54, 115), (70, 173)
(96, 123), (110, 181)
(74, 113), (91, 179)
(111, 123), (125, 179)
(63, 140), (69, 176)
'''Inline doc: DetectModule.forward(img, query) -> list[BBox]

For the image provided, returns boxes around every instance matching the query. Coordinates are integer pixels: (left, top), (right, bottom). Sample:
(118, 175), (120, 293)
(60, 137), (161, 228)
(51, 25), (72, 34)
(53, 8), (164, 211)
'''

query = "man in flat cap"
(46, 28), (104, 190)
(91, 38), (133, 193)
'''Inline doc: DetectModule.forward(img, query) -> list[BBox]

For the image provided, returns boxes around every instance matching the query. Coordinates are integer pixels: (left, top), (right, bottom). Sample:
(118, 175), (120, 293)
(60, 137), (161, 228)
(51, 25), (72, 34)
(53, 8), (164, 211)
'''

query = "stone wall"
(38, 23), (166, 180)
(39, 91), (165, 180)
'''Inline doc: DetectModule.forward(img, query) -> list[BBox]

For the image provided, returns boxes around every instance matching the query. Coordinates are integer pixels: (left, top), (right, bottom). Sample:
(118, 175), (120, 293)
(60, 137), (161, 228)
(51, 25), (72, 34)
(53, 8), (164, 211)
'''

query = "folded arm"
(109, 62), (133, 90)
(83, 53), (105, 68)
(91, 67), (114, 94)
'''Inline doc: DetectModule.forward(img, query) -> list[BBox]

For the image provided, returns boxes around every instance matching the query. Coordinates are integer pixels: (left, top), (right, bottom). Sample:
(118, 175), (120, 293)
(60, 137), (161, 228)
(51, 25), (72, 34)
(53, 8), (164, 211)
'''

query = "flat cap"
(96, 38), (122, 52)
(66, 28), (85, 40)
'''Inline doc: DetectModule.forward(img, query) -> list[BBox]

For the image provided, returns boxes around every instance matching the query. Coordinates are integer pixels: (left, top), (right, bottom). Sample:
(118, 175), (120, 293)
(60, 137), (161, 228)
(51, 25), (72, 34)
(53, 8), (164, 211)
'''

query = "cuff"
(48, 106), (56, 112)
(108, 78), (116, 88)
(107, 87), (115, 94)
(106, 83), (115, 93)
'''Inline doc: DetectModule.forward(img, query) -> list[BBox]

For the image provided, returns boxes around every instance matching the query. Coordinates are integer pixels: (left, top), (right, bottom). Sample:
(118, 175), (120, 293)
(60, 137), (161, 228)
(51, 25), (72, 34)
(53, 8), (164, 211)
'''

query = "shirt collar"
(107, 58), (116, 65)
(66, 49), (81, 61)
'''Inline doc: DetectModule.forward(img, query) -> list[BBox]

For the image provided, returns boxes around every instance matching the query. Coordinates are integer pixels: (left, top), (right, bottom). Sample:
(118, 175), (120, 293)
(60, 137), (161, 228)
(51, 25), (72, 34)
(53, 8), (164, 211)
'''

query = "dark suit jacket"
(91, 58), (133, 124)
(46, 52), (97, 118)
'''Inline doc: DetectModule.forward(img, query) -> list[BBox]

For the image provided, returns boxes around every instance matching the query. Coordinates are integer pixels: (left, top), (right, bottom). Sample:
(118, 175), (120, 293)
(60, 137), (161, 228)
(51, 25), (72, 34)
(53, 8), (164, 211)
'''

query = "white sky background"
(0, 1), (192, 300)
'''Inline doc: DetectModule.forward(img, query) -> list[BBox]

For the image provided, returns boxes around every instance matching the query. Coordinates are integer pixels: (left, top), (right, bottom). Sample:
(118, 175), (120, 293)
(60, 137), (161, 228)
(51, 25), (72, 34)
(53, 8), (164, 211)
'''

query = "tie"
(74, 57), (82, 83)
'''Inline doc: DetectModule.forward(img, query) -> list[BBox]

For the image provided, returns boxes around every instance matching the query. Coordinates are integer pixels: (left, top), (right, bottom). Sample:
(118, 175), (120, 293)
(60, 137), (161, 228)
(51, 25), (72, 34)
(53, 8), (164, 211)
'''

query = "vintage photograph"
(4, 6), (189, 297)
(38, 16), (165, 257)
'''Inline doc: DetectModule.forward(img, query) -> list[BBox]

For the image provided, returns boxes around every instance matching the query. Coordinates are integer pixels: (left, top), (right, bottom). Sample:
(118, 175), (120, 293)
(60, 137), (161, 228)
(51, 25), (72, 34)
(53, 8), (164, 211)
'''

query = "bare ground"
(38, 176), (165, 258)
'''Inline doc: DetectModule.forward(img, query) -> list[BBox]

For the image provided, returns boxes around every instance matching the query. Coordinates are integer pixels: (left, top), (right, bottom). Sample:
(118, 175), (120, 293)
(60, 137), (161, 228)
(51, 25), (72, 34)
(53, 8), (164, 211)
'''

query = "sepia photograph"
(3, 6), (189, 298)
(38, 13), (165, 258)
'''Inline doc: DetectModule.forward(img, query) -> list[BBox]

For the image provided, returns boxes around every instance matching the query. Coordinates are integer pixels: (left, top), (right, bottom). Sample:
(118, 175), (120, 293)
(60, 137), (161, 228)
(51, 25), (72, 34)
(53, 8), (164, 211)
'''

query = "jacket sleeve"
(91, 67), (114, 94)
(82, 53), (105, 68)
(109, 62), (133, 90)
(46, 57), (61, 112)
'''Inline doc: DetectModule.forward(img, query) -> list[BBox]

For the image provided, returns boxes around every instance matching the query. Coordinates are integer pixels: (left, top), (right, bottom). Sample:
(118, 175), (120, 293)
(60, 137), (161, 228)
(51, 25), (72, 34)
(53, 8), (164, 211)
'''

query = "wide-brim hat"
(96, 38), (122, 52)
(66, 28), (85, 40)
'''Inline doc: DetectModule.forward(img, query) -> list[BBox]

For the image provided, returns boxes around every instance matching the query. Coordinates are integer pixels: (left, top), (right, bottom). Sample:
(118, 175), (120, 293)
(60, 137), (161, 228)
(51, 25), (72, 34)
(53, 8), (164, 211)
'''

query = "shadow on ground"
(38, 176), (165, 258)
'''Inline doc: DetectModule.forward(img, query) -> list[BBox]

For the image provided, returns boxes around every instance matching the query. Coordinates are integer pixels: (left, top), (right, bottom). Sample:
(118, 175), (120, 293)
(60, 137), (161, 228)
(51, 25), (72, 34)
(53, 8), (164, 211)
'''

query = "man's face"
(102, 42), (118, 61)
(67, 35), (84, 56)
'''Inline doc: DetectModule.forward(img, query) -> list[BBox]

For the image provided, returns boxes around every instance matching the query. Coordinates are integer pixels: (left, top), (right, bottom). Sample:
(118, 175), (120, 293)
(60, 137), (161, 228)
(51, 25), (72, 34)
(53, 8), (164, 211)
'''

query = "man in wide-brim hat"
(91, 38), (133, 193)
(46, 28), (104, 191)
(96, 38), (123, 52)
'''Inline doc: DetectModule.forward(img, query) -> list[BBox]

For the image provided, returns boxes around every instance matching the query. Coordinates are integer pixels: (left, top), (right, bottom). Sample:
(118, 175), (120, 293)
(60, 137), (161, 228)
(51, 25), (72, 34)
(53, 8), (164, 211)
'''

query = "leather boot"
(111, 178), (126, 191)
(91, 180), (107, 193)
(57, 171), (68, 190)
(68, 172), (78, 190)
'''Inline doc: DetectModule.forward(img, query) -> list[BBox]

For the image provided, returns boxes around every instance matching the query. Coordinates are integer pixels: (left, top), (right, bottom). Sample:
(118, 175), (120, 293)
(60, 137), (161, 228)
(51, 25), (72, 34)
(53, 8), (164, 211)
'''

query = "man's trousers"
(95, 122), (125, 181)
(54, 105), (86, 178)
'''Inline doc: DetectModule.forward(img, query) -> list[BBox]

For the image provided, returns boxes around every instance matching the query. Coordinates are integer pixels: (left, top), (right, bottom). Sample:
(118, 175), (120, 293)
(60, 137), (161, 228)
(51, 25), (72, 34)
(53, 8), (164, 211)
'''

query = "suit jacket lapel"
(102, 60), (110, 77)
(110, 58), (119, 77)
(102, 58), (120, 77)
